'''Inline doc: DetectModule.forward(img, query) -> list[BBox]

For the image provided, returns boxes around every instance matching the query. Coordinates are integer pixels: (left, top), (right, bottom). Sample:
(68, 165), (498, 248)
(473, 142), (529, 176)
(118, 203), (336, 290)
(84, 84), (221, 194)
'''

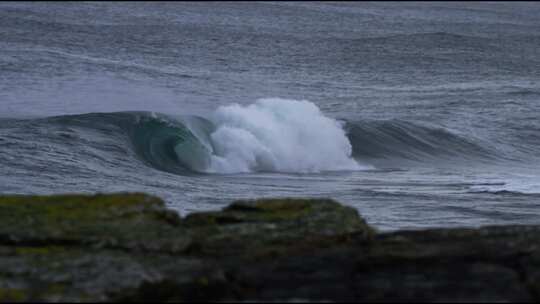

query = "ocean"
(1, 2), (539, 231)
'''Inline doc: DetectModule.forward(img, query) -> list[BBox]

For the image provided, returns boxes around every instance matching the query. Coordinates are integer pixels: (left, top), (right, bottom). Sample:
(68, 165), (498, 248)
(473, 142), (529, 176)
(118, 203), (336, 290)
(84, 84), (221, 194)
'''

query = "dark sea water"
(1, 2), (540, 230)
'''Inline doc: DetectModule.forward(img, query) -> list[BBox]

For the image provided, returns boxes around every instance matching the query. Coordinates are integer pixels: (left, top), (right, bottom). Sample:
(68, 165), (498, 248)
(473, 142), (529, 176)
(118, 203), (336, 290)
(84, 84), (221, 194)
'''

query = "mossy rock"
(0, 245), (229, 302)
(183, 198), (375, 257)
(2, 193), (538, 301)
(0, 193), (190, 253)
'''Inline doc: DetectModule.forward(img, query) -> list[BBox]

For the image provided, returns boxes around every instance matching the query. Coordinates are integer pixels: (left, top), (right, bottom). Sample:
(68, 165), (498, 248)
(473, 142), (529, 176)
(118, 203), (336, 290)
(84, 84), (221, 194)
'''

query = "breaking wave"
(19, 98), (510, 175)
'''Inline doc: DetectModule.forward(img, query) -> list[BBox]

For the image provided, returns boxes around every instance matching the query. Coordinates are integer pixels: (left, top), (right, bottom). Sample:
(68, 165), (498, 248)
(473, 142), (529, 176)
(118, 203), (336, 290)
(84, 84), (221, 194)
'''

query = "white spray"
(205, 98), (367, 173)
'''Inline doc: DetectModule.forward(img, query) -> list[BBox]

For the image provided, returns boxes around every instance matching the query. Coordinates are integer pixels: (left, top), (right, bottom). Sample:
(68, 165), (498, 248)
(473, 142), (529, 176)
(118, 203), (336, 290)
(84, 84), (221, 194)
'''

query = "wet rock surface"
(0, 193), (539, 302)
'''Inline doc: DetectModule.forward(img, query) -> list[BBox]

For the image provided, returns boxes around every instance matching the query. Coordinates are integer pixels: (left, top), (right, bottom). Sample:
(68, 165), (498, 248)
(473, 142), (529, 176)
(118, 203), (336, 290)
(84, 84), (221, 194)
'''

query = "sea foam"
(206, 98), (366, 173)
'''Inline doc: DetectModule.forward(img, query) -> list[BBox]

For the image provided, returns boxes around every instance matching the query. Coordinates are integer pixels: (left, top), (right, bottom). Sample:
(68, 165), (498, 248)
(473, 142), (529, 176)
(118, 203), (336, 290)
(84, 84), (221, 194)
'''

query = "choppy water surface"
(1, 2), (540, 230)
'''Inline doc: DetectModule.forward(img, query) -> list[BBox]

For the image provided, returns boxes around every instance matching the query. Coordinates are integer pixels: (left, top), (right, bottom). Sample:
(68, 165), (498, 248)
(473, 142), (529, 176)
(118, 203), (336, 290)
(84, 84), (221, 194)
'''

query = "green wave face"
(127, 113), (213, 174)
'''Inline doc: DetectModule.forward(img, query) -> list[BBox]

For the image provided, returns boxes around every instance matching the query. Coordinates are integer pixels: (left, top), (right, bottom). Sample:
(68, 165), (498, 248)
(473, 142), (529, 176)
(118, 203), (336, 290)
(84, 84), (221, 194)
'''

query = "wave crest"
(207, 98), (365, 173)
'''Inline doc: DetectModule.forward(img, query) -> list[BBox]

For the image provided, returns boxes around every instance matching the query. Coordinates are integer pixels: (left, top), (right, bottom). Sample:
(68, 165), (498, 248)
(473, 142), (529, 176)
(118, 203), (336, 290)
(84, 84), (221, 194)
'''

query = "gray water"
(1, 2), (540, 231)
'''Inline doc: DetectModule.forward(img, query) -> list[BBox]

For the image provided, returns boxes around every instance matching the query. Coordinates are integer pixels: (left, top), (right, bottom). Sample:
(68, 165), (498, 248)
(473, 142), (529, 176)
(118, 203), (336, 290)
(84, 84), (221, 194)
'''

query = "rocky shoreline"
(0, 193), (539, 302)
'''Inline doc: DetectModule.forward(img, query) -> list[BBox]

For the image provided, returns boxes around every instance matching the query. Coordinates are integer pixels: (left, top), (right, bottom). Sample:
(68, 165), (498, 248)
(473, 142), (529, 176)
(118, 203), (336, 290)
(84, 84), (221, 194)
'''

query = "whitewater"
(207, 98), (365, 173)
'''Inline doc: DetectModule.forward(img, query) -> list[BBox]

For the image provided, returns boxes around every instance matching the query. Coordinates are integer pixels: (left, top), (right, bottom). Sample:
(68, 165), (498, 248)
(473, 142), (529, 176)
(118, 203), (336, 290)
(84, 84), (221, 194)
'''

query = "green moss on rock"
(0, 193), (190, 253)
(183, 198), (374, 257)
